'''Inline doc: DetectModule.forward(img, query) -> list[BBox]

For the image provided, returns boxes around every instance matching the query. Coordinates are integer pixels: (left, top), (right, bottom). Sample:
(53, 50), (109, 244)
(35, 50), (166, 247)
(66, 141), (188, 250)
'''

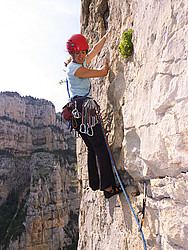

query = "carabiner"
(87, 124), (94, 136)
(72, 101), (81, 118)
(72, 109), (81, 118)
(80, 123), (87, 134)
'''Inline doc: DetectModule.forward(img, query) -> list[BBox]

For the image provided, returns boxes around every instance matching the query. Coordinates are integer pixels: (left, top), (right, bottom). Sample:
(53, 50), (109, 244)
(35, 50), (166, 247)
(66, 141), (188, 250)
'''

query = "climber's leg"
(79, 133), (100, 190)
(80, 123), (116, 191)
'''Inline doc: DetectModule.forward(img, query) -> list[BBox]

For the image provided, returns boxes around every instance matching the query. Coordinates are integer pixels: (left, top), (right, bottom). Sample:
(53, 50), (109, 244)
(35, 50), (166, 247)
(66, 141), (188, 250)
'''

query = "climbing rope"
(94, 101), (147, 250)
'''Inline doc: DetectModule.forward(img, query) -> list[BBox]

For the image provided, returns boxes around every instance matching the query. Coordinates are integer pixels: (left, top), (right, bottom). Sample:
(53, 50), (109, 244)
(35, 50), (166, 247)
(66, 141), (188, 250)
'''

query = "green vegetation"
(59, 79), (66, 85)
(71, 164), (78, 187)
(0, 190), (28, 249)
(74, 164), (78, 171)
(118, 29), (133, 59)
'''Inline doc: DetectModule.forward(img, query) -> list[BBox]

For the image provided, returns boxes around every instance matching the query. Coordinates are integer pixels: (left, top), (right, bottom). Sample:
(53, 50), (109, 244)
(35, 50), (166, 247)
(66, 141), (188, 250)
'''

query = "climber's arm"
(86, 33), (109, 64)
(75, 59), (108, 78)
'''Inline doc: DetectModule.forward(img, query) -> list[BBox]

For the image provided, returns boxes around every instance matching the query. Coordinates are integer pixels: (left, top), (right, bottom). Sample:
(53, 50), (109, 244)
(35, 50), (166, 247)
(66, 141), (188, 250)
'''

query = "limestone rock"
(0, 92), (68, 155)
(0, 92), (79, 249)
(78, 0), (188, 249)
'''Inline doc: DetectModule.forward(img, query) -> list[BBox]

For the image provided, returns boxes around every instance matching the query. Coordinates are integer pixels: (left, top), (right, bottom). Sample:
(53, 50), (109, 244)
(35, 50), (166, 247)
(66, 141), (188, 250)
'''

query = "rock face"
(0, 92), (79, 249)
(78, 0), (188, 249)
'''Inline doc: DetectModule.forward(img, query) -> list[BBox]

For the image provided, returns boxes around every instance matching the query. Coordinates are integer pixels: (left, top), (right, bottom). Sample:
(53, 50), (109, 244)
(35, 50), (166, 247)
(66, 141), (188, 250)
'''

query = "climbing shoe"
(104, 186), (123, 199)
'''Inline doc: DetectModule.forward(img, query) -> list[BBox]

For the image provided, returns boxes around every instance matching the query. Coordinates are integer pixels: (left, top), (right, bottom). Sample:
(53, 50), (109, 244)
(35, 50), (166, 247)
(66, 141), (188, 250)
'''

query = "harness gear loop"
(94, 100), (147, 250)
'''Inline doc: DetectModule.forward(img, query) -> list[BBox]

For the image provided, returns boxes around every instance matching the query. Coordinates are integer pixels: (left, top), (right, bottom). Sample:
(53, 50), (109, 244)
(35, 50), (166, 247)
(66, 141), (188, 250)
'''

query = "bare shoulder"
(74, 67), (91, 78)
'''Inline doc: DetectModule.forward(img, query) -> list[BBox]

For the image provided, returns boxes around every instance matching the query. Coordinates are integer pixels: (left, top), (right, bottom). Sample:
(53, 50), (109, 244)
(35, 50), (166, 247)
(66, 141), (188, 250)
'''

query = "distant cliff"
(78, 0), (188, 249)
(0, 92), (79, 249)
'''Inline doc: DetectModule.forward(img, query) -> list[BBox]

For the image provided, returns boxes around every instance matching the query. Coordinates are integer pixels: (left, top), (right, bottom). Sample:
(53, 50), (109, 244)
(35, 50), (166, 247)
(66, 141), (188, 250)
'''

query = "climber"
(64, 33), (123, 199)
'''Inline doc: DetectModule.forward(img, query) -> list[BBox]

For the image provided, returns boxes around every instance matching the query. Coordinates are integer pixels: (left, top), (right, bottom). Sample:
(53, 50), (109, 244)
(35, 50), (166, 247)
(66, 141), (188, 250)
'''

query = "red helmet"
(66, 34), (89, 52)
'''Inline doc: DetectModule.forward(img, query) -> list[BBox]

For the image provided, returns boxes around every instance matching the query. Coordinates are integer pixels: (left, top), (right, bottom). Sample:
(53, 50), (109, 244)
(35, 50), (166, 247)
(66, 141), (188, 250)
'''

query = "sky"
(0, 0), (81, 112)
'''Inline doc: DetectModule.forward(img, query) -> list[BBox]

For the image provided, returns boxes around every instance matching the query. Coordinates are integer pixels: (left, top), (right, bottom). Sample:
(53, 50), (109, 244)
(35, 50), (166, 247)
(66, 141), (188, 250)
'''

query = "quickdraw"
(79, 99), (98, 136)
(87, 108), (94, 136)
(80, 105), (86, 133)
(139, 182), (147, 228)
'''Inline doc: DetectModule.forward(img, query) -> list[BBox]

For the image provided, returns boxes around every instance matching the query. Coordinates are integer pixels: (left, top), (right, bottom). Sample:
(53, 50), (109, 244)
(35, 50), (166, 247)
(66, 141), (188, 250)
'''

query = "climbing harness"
(62, 79), (99, 135)
(94, 101), (147, 250)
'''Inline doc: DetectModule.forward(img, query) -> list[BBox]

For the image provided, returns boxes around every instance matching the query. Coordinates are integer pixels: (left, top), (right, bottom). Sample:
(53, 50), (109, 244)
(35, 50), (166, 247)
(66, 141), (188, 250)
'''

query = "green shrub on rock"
(118, 29), (133, 59)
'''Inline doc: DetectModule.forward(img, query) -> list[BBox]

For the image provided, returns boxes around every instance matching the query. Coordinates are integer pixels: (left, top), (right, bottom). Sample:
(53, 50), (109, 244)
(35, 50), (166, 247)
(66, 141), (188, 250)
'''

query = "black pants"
(73, 99), (116, 191)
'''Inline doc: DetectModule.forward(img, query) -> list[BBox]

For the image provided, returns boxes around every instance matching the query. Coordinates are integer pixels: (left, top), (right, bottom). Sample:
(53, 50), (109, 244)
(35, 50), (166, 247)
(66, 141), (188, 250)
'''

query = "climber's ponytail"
(64, 56), (72, 67)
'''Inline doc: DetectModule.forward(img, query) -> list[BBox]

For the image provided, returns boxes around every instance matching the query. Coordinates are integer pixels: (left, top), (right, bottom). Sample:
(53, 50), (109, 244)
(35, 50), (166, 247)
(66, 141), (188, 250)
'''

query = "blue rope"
(95, 101), (147, 250)
(66, 78), (71, 98)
